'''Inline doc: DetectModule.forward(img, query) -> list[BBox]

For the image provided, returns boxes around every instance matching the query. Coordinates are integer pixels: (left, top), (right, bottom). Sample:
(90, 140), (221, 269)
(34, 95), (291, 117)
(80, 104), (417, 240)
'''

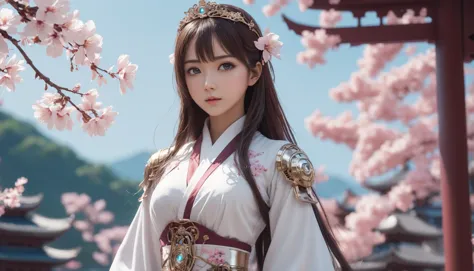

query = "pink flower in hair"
(254, 30), (283, 63)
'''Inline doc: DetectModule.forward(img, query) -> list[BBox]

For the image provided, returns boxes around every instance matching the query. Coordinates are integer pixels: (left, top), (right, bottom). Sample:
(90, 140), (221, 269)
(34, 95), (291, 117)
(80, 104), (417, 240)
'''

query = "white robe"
(110, 116), (334, 271)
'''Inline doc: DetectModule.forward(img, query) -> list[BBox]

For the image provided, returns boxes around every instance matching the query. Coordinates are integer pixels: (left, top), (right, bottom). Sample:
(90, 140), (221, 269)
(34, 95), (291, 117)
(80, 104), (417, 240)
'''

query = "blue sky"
(1, 0), (470, 180)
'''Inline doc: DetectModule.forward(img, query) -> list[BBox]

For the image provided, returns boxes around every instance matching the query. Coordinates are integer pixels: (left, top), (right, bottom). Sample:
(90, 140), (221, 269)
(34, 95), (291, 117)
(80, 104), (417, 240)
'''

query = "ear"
(248, 62), (263, 87)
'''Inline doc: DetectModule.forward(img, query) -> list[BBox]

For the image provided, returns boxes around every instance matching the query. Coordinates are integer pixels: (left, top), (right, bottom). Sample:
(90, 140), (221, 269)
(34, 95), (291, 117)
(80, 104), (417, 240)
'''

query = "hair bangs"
(184, 17), (250, 65)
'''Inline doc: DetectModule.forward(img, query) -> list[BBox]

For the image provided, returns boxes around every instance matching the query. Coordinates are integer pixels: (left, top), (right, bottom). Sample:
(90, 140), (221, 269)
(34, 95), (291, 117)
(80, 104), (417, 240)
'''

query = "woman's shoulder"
(252, 133), (314, 180)
(251, 132), (306, 158)
(146, 141), (195, 166)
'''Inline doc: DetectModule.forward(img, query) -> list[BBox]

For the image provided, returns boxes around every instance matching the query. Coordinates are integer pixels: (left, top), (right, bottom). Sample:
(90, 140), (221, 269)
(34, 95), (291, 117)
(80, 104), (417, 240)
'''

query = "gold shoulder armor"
(275, 143), (319, 205)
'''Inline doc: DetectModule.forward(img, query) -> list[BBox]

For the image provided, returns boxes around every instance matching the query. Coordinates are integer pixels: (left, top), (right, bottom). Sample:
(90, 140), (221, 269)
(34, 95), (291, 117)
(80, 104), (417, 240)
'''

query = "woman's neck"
(208, 107), (244, 144)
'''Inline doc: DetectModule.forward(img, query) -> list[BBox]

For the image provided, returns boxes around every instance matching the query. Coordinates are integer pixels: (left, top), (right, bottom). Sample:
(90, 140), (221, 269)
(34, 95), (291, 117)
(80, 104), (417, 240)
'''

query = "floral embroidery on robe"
(234, 150), (268, 177)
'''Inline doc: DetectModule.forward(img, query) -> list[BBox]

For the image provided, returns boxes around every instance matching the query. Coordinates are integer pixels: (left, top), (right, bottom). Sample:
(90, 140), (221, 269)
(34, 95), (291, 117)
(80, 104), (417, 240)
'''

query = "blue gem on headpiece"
(199, 7), (205, 14)
(176, 253), (184, 263)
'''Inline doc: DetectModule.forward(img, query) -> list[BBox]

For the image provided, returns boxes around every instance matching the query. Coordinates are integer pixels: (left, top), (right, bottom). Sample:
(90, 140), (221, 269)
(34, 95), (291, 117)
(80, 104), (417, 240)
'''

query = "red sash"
(183, 133), (241, 219)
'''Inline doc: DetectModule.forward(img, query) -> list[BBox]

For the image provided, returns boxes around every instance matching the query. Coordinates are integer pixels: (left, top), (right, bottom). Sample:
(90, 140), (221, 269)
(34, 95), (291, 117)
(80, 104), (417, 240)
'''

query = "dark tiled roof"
(364, 169), (408, 193)
(0, 212), (73, 237)
(0, 245), (81, 265)
(3, 194), (44, 216)
(364, 243), (445, 268)
(377, 213), (442, 239)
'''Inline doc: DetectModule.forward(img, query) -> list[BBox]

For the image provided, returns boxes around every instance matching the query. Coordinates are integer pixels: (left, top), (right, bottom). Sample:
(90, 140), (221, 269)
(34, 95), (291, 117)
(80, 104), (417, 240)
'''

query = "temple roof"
(416, 199), (474, 220)
(363, 243), (445, 269)
(3, 194), (44, 216)
(364, 169), (408, 194)
(0, 212), (73, 238)
(334, 189), (361, 214)
(0, 245), (81, 265)
(376, 213), (442, 241)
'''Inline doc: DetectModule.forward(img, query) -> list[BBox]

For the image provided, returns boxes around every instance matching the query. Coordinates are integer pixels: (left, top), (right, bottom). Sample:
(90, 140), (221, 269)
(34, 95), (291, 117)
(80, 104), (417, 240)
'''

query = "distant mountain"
(109, 151), (153, 182)
(315, 175), (370, 199)
(0, 110), (140, 268)
(111, 150), (369, 198)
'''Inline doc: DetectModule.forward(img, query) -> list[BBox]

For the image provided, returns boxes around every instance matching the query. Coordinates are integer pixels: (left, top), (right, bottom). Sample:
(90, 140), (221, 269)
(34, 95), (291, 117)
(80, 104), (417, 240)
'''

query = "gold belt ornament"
(162, 220), (249, 271)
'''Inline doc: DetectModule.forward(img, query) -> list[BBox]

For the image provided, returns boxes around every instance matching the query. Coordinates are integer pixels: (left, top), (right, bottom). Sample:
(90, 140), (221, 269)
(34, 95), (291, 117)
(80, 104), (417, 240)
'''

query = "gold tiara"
(178, 0), (260, 37)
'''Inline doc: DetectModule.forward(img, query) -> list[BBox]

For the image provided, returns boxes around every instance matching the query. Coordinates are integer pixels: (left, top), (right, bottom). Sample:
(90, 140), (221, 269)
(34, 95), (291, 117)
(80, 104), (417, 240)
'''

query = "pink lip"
(205, 97), (222, 104)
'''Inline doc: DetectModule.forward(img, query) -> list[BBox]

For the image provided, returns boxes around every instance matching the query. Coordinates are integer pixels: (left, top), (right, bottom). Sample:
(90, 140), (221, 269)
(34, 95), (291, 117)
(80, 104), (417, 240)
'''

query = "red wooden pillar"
(436, 0), (472, 269)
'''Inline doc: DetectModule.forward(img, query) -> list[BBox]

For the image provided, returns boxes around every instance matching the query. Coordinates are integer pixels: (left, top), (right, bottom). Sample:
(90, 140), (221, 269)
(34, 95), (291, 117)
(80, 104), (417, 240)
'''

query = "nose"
(204, 74), (216, 92)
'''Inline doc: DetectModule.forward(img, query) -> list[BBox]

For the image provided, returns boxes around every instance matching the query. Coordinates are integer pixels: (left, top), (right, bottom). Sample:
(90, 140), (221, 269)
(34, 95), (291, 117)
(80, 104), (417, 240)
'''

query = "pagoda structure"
(0, 193), (80, 271)
(354, 212), (445, 270)
(328, 171), (447, 270)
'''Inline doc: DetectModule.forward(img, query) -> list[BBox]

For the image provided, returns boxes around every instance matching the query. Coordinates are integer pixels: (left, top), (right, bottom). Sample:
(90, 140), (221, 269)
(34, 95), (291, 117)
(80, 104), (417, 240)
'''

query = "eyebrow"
(184, 54), (233, 64)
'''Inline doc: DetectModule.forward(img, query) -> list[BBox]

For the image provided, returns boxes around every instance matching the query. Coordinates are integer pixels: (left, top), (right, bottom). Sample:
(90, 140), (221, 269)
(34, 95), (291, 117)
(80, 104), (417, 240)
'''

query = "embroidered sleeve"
(263, 142), (335, 270)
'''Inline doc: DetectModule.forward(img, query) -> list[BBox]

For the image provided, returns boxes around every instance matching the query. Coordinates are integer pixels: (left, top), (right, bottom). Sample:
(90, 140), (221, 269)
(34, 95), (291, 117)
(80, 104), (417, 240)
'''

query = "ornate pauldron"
(276, 143), (319, 205)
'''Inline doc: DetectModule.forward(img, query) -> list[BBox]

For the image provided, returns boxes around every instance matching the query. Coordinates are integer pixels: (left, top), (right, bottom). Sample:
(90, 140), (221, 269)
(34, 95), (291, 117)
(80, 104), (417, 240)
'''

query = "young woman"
(111, 1), (351, 270)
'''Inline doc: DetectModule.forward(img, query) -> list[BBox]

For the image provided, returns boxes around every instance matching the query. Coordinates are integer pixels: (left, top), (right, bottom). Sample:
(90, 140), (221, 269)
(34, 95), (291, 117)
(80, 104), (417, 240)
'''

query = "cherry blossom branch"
(6, 0), (37, 22)
(0, 0), (137, 136)
(0, 28), (88, 119)
(61, 193), (128, 267)
(1, 30), (81, 93)
(0, 177), (28, 217)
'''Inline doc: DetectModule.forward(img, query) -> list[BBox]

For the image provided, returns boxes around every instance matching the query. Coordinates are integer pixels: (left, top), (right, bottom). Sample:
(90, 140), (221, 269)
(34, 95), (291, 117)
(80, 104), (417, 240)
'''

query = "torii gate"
(282, 0), (473, 270)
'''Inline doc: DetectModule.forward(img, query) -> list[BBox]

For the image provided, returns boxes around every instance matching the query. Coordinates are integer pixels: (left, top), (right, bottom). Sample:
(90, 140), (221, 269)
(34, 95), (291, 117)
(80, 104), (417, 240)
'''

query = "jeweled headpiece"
(173, 0), (283, 66)
(178, 0), (260, 37)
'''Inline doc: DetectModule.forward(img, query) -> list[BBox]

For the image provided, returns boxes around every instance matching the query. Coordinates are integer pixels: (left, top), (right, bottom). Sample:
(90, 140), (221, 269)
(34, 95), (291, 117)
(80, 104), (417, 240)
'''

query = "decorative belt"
(160, 220), (251, 270)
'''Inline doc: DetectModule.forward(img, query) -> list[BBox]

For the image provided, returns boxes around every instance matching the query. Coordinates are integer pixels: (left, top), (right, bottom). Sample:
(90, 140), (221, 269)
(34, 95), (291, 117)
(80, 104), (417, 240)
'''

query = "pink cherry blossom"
(0, 54), (26, 91)
(319, 9), (342, 28)
(305, 110), (359, 148)
(262, 4), (280, 17)
(15, 177), (28, 187)
(73, 220), (91, 231)
(60, 10), (84, 43)
(78, 89), (102, 111)
(22, 17), (54, 41)
(329, 72), (379, 102)
(254, 31), (283, 63)
(297, 29), (340, 68)
(64, 260), (82, 270)
(0, 0), (136, 134)
(81, 106), (118, 136)
(261, 0), (291, 17)
(73, 20), (103, 65)
(388, 183), (414, 211)
(298, 0), (313, 12)
(42, 30), (66, 58)
(358, 44), (403, 77)
(314, 165), (329, 183)
(94, 199), (106, 211)
(116, 55), (138, 94)
(0, 8), (21, 33)
(0, 177), (28, 214)
(34, 0), (70, 25)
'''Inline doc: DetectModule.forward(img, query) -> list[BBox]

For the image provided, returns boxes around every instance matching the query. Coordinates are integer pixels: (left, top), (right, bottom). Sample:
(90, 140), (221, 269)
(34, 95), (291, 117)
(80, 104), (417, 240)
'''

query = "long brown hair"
(140, 4), (351, 270)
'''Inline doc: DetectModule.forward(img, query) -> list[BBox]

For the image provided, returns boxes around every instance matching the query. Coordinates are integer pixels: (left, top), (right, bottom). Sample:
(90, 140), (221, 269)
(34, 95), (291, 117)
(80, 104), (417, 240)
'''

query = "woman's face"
(183, 37), (259, 118)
